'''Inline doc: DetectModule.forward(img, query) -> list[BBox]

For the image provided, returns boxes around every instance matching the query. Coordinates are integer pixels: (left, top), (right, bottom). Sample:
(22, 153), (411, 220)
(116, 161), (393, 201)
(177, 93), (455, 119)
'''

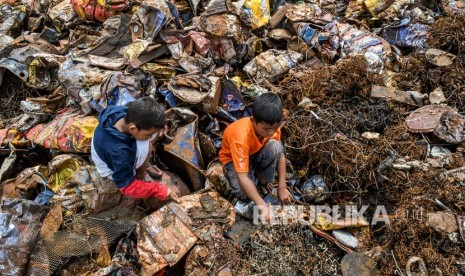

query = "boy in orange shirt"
(219, 93), (293, 222)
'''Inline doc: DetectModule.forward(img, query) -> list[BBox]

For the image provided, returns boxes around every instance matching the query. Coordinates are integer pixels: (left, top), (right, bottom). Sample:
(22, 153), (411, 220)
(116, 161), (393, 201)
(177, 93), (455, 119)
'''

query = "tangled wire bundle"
(377, 167), (465, 275)
(0, 71), (40, 120)
(239, 225), (341, 275)
(429, 14), (465, 55)
(280, 56), (383, 108)
(394, 54), (465, 112)
(282, 97), (426, 198)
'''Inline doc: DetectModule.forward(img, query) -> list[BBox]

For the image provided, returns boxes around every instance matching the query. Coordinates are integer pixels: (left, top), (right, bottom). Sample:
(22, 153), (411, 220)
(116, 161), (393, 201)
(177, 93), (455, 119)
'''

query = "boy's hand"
(278, 187), (293, 205)
(166, 189), (180, 203)
(135, 170), (147, 180)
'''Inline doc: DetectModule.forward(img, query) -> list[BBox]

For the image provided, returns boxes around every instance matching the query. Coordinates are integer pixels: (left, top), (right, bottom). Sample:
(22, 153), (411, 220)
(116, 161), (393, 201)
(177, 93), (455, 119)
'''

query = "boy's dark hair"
(252, 93), (283, 125)
(124, 97), (166, 130)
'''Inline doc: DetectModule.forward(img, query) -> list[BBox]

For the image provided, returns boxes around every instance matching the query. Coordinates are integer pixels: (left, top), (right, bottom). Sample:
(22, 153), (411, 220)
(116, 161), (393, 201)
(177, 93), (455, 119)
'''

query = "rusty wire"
(238, 225), (341, 276)
(376, 166), (465, 275)
(429, 14), (465, 55)
(0, 71), (40, 120)
(393, 54), (465, 112)
(276, 50), (465, 275)
(281, 99), (419, 198)
(280, 55), (384, 108)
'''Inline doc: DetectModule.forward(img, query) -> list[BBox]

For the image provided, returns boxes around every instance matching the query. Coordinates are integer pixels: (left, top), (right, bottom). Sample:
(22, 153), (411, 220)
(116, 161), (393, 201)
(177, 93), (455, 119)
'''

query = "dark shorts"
(224, 139), (283, 199)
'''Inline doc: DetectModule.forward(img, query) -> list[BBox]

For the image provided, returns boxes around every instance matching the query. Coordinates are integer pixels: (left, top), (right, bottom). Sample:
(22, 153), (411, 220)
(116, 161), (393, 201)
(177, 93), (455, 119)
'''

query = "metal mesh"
(26, 205), (146, 276)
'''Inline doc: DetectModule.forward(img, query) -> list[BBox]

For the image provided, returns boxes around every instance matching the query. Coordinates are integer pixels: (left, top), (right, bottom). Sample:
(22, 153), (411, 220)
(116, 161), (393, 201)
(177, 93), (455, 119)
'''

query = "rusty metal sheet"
(130, 5), (167, 43)
(405, 105), (457, 133)
(21, 88), (65, 113)
(177, 190), (235, 233)
(458, 216), (465, 242)
(176, 31), (211, 57)
(285, 3), (333, 24)
(202, 0), (228, 16)
(168, 74), (211, 104)
(137, 190), (234, 274)
(13, 165), (49, 200)
(205, 160), (230, 197)
(48, 154), (84, 192)
(426, 48), (455, 67)
(178, 55), (213, 73)
(269, 29), (292, 41)
(0, 46), (42, 84)
(49, 0), (78, 30)
(137, 203), (198, 275)
(198, 132), (217, 165)
(243, 49), (303, 83)
(164, 109), (202, 167)
(0, 143), (16, 183)
(226, 218), (256, 245)
(199, 14), (247, 43)
(0, 5), (27, 36)
(40, 203), (63, 241)
(433, 111), (465, 144)
(210, 38), (237, 63)
(26, 54), (66, 91)
(364, 0), (394, 16)
(75, 166), (122, 214)
(142, 170), (191, 211)
(77, 14), (132, 58)
(370, 85), (426, 106)
(88, 55), (125, 70)
(0, 198), (49, 275)
(164, 108), (206, 190)
(202, 76), (221, 114)
(129, 44), (169, 68)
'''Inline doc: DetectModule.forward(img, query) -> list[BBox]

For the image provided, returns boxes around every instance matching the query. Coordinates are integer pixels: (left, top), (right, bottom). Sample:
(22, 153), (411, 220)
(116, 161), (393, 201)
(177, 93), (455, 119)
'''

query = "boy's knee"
(264, 139), (283, 158)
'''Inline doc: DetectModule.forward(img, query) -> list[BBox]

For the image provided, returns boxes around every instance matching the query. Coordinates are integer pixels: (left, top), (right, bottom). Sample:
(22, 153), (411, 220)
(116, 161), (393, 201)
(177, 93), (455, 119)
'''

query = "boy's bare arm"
(277, 154), (286, 190)
(135, 142), (154, 180)
(277, 154), (293, 204)
(135, 164), (148, 180)
(237, 172), (271, 223)
(237, 172), (267, 206)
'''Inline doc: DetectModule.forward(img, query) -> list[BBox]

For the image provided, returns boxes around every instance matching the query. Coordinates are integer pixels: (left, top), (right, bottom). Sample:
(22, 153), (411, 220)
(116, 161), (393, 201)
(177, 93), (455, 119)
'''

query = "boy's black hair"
(252, 93), (283, 125)
(124, 97), (166, 130)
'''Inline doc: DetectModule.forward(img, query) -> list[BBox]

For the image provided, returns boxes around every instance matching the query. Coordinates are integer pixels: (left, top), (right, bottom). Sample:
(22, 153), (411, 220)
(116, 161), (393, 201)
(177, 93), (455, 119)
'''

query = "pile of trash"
(1, 0), (465, 275)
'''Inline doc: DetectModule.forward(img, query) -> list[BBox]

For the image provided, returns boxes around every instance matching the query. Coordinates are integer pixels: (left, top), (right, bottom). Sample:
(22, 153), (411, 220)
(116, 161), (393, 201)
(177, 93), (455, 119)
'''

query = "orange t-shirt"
(219, 117), (281, 173)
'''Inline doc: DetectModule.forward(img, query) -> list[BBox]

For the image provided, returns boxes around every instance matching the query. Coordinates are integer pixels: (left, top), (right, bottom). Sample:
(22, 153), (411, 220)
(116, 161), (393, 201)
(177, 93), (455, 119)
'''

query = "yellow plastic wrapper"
(67, 116), (98, 153)
(242, 0), (270, 30)
(0, 128), (28, 147)
(141, 63), (177, 79)
(314, 214), (369, 231)
(121, 40), (149, 61)
(48, 155), (84, 192)
(364, 0), (394, 16)
(26, 109), (98, 153)
(346, 0), (364, 18)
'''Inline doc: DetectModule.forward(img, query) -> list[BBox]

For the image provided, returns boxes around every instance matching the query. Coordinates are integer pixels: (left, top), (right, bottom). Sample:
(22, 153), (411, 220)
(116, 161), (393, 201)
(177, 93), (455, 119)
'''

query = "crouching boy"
(219, 93), (293, 222)
(91, 97), (178, 202)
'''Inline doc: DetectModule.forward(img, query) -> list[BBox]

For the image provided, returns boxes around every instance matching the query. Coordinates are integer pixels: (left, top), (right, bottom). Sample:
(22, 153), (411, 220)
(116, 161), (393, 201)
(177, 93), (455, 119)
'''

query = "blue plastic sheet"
(158, 88), (178, 107)
(300, 24), (318, 45)
(381, 23), (430, 49)
(34, 189), (54, 205)
(91, 86), (137, 113)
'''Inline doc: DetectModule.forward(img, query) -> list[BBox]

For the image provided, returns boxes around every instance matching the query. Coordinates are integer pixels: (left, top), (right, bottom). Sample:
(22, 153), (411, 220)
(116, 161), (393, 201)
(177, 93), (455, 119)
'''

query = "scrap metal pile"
(1, 0), (465, 275)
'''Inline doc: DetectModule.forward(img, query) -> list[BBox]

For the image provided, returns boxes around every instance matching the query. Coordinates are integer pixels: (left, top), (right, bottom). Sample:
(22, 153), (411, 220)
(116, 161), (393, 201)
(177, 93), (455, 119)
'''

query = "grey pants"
(224, 139), (283, 199)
